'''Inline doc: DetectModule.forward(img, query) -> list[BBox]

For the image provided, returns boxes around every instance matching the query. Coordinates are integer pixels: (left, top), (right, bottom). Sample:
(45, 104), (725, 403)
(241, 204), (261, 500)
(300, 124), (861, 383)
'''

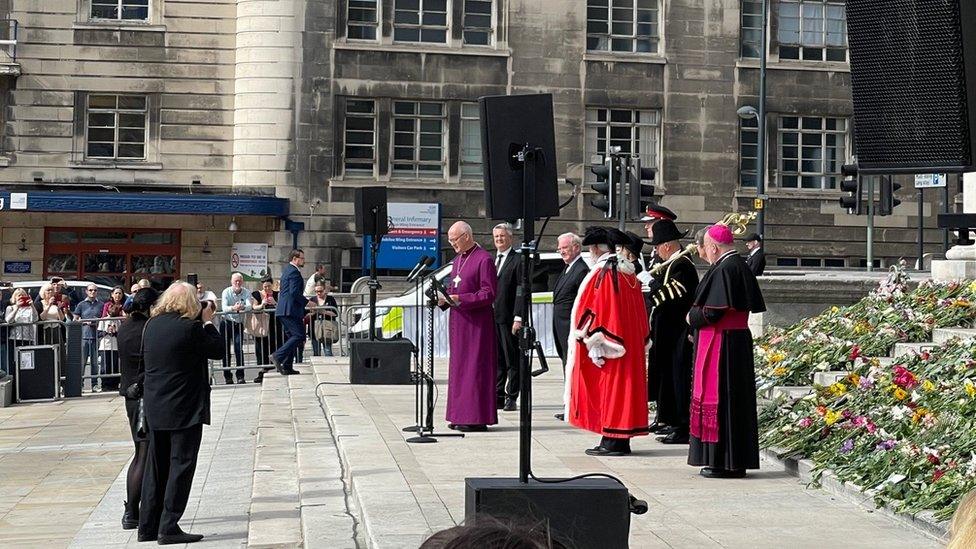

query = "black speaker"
(465, 477), (631, 549)
(354, 186), (388, 236)
(846, 0), (976, 173)
(479, 94), (559, 220)
(63, 322), (82, 397)
(16, 345), (60, 402)
(349, 340), (412, 384)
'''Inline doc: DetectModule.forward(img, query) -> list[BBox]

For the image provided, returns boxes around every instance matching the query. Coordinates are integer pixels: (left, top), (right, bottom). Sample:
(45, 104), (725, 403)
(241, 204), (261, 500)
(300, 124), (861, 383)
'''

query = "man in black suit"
(138, 282), (224, 544)
(743, 232), (766, 276)
(272, 249), (308, 375)
(492, 223), (525, 412)
(551, 232), (588, 422)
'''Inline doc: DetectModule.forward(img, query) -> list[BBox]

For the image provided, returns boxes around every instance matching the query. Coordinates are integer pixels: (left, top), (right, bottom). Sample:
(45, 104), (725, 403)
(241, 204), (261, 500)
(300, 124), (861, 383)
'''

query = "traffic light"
(590, 156), (619, 218)
(627, 158), (656, 221)
(838, 163), (863, 215)
(878, 176), (902, 216)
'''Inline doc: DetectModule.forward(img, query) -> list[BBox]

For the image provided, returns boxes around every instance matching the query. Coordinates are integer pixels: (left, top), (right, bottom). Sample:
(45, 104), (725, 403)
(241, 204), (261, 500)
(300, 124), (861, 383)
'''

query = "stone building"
(0, 0), (953, 292)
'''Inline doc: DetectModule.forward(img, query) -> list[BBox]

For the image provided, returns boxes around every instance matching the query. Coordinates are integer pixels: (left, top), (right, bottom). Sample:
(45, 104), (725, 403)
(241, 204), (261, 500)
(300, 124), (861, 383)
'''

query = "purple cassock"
(445, 244), (499, 426)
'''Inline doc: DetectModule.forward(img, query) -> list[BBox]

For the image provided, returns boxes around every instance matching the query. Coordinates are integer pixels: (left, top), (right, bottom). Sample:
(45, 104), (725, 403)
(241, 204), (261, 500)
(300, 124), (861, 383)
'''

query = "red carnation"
(848, 345), (861, 361)
(933, 469), (945, 482)
(927, 453), (941, 466)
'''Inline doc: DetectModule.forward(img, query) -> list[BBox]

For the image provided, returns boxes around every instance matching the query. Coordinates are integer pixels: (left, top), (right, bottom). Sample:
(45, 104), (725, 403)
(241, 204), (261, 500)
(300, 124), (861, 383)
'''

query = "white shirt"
(564, 254), (583, 273)
(495, 247), (511, 272)
(748, 247), (761, 258)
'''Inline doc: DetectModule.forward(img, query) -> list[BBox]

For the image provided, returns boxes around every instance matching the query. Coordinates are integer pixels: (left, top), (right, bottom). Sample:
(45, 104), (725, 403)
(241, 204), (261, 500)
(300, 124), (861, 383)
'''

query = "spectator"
(420, 518), (568, 549)
(304, 263), (327, 297)
(138, 282), (222, 544)
(220, 273), (251, 384)
(117, 287), (159, 531)
(5, 288), (37, 380)
(949, 489), (976, 549)
(250, 277), (277, 381)
(98, 293), (124, 392)
(308, 282), (338, 357)
(74, 284), (104, 391)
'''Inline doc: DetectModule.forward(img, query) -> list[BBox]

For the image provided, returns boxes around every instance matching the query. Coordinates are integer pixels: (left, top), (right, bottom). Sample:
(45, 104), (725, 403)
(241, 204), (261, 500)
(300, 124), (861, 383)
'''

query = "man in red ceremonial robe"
(565, 227), (650, 456)
(687, 224), (765, 478)
(440, 221), (498, 432)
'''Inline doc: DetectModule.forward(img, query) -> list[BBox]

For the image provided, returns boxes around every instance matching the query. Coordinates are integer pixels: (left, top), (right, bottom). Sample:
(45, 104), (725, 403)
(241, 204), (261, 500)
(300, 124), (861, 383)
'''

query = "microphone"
(407, 255), (435, 283)
(405, 255), (431, 282)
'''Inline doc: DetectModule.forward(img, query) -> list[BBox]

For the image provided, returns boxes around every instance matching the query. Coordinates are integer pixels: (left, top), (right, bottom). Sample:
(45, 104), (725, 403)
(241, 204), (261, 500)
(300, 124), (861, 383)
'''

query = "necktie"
(496, 253), (503, 271)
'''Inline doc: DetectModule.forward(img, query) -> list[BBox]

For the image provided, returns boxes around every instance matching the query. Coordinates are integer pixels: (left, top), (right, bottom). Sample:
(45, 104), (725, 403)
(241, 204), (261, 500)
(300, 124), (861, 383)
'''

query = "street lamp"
(737, 0), (768, 239)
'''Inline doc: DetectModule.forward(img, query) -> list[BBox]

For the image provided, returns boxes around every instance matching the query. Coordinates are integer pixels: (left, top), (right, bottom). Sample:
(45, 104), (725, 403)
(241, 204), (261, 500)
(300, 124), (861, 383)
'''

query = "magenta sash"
(690, 310), (749, 443)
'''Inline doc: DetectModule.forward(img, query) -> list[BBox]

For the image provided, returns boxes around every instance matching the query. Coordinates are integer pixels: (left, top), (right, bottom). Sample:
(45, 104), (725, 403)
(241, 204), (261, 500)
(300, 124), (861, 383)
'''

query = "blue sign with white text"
(362, 203), (441, 271)
(4, 261), (31, 274)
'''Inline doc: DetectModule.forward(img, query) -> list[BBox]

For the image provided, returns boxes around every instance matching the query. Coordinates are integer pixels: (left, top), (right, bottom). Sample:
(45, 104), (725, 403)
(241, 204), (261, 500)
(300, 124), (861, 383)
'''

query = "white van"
(348, 251), (593, 338)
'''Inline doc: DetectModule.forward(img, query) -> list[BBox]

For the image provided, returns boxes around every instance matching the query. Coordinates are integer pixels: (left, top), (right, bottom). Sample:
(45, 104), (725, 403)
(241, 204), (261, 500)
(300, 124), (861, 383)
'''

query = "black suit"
(139, 313), (223, 538)
(745, 248), (766, 276)
(117, 313), (150, 442)
(493, 249), (526, 404)
(551, 257), (589, 367)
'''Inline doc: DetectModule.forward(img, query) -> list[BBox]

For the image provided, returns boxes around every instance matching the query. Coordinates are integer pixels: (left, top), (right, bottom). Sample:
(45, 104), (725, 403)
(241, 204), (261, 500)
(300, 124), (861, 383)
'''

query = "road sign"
(914, 174), (947, 188)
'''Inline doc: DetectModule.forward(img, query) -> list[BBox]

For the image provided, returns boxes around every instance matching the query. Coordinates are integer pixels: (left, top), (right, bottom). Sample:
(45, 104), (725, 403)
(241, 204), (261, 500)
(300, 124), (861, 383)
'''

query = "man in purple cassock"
(438, 221), (498, 432)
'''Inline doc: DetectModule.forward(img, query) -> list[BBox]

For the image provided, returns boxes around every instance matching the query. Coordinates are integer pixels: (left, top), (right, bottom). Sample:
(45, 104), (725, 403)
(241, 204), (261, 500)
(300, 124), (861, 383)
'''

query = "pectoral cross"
(452, 274), (462, 287)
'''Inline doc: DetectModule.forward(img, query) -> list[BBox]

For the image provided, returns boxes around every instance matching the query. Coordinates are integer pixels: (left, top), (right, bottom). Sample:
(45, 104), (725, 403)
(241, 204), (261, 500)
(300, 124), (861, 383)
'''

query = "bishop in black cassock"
(687, 224), (765, 479)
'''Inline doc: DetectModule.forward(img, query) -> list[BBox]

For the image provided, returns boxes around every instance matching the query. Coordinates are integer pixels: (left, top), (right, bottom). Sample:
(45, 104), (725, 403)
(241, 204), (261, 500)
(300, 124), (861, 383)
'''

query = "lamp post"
(736, 0), (768, 238)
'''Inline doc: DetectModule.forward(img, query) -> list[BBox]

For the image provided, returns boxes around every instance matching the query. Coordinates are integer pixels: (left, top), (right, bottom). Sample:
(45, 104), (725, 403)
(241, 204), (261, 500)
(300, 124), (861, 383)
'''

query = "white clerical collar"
(717, 250), (737, 264)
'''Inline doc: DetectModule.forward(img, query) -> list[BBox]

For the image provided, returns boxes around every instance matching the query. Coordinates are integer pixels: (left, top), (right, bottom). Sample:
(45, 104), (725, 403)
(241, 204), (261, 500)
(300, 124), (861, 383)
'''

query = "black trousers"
(139, 424), (203, 537)
(495, 322), (520, 403)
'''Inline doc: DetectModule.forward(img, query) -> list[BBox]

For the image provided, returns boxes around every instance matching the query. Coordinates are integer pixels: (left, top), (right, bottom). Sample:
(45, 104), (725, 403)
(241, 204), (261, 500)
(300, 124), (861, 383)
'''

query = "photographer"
(116, 287), (159, 531)
(137, 282), (223, 544)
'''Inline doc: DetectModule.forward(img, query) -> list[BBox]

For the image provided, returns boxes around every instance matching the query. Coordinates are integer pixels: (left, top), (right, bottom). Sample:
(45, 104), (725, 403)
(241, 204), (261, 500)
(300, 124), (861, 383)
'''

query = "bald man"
(686, 225), (765, 479)
(440, 221), (498, 432)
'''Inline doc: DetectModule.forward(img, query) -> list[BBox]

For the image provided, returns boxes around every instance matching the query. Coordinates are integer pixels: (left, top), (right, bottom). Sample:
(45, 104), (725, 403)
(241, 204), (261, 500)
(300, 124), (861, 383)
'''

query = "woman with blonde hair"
(5, 288), (37, 377)
(948, 490), (976, 549)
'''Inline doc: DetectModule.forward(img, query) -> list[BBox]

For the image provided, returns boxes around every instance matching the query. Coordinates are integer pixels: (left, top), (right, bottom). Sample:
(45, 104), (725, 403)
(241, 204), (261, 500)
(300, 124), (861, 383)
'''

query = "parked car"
(348, 251), (593, 338)
(0, 280), (120, 308)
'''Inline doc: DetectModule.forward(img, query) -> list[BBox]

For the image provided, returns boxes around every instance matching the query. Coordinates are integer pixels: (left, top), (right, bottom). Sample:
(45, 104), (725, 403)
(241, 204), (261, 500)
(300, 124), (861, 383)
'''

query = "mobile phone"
(187, 273), (198, 287)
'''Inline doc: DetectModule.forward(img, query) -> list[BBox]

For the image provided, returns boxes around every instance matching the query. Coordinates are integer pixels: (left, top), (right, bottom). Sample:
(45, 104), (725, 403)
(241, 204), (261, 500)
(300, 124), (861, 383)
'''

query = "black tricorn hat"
(608, 228), (644, 256)
(647, 219), (690, 246)
(742, 232), (763, 243)
(581, 226), (613, 246)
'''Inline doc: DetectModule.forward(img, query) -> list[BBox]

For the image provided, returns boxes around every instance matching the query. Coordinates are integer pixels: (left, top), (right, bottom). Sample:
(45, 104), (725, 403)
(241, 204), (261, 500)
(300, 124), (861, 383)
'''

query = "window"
(463, 0), (493, 45)
(460, 103), (483, 179)
(778, 116), (847, 190)
(586, 0), (659, 54)
(857, 258), (882, 269)
(348, 0), (378, 40)
(85, 94), (147, 160)
(740, 0), (764, 58)
(776, 257), (847, 268)
(394, 0), (448, 43)
(584, 108), (660, 181)
(344, 99), (376, 176)
(91, 0), (149, 20)
(392, 101), (445, 178)
(778, 1), (847, 62)
(44, 228), (181, 291)
(739, 117), (759, 187)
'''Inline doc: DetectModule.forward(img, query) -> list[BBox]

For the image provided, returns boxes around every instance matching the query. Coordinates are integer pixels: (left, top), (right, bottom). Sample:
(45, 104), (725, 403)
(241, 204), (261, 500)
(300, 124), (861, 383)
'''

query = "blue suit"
(272, 263), (308, 369)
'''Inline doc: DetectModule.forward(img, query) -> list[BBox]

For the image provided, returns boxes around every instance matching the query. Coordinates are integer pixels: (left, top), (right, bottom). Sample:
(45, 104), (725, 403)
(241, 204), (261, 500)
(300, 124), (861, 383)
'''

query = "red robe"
(567, 255), (650, 439)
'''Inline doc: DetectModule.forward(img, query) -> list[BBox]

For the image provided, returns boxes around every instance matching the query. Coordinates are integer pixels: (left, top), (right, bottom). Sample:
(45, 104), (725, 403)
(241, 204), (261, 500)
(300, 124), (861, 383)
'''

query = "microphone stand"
(402, 258), (426, 434)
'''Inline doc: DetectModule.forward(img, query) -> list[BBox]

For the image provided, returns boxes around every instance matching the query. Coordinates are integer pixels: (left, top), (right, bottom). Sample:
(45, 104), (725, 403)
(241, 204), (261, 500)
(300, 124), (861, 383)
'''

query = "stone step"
(768, 386), (814, 401)
(931, 327), (976, 345)
(813, 371), (849, 386)
(891, 342), (937, 360)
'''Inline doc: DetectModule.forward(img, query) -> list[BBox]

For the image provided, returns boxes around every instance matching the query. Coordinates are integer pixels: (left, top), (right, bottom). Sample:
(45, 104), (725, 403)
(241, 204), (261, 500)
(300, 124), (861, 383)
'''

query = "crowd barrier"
(0, 306), (341, 396)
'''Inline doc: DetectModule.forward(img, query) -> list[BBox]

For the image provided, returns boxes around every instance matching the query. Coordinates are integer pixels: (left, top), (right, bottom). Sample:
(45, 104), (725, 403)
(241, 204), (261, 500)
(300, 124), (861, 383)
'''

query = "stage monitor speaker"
(479, 94), (559, 220)
(16, 345), (60, 403)
(349, 340), (413, 385)
(846, 0), (976, 173)
(465, 477), (630, 549)
(63, 322), (83, 398)
(354, 186), (389, 236)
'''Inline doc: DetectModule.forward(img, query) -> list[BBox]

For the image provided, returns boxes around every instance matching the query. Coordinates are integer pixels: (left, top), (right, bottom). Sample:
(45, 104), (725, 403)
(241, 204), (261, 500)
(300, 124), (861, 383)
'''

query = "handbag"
(136, 398), (147, 438)
(246, 312), (269, 338)
(314, 315), (339, 341)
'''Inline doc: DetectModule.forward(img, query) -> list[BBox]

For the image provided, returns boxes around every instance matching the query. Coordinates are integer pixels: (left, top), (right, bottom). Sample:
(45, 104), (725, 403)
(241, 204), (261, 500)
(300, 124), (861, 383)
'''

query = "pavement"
(0, 355), (946, 548)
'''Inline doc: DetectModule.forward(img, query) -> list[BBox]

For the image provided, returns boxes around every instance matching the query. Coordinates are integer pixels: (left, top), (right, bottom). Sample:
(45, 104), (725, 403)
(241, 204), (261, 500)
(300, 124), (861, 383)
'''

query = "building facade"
(0, 0), (953, 292)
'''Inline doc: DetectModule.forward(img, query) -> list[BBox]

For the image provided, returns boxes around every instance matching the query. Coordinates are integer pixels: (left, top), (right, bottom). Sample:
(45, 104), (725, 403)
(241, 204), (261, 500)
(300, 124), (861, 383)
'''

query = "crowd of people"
(440, 205), (767, 479)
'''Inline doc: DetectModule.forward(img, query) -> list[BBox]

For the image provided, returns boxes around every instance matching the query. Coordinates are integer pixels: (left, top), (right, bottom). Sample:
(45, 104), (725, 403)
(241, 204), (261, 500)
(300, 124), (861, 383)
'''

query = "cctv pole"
(756, 0), (768, 238)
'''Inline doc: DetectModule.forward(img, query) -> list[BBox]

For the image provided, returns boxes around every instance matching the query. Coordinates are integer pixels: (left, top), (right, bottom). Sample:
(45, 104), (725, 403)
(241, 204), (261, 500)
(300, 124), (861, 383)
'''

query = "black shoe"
(655, 425), (675, 436)
(496, 400), (505, 410)
(648, 422), (667, 433)
(271, 355), (282, 370)
(224, 378), (235, 385)
(236, 378), (246, 385)
(503, 399), (517, 412)
(282, 369), (301, 375)
(157, 530), (204, 544)
(699, 467), (746, 479)
(122, 503), (138, 530)
(658, 432), (689, 444)
(455, 424), (488, 432)
(448, 423), (459, 431)
(253, 374), (264, 384)
(137, 532), (157, 542)
(554, 413), (565, 421)
(584, 446), (630, 457)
